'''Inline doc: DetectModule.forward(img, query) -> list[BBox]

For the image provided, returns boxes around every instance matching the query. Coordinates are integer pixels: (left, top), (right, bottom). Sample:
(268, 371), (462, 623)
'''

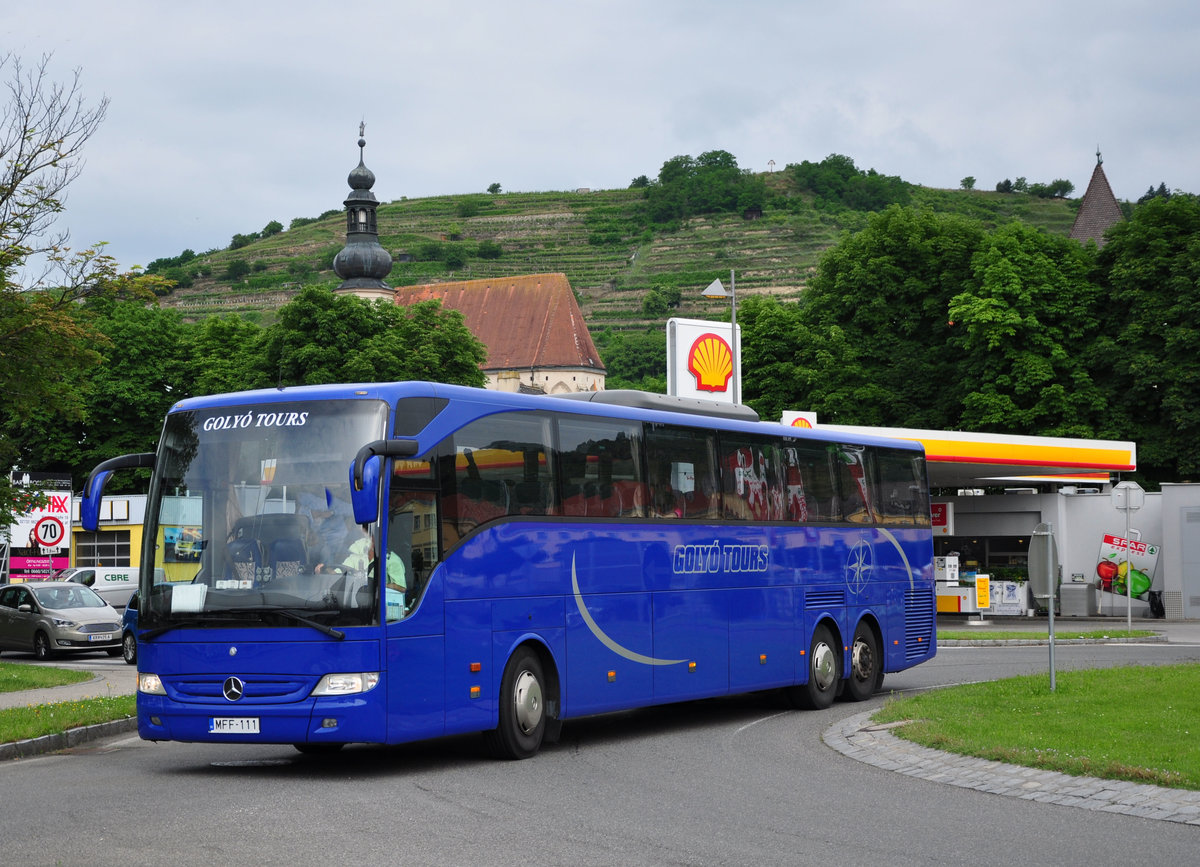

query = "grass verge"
(0, 661), (93, 692)
(0, 696), (136, 744)
(937, 629), (1155, 641)
(0, 661), (134, 745)
(874, 663), (1200, 790)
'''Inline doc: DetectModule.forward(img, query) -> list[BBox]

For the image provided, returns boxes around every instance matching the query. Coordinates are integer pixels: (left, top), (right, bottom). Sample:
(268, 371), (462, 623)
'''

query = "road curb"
(827, 710), (1200, 825)
(939, 635), (1167, 646)
(0, 717), (138, 761)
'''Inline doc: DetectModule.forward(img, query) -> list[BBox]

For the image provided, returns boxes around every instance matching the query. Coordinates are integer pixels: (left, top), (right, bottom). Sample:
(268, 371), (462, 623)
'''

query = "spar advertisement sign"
(5, 473), (73, 581)
(1095, 534), (1161, 599)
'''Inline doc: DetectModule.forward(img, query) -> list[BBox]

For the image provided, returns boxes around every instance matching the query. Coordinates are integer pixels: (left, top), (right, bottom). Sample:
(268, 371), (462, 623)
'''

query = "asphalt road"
(2, 629), (1199, 865)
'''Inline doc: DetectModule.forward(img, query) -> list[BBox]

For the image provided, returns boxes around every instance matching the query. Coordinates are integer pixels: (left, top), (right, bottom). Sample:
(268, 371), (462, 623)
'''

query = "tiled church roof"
(1069, 157), (1124, 247)
(394, 273), (605, 373)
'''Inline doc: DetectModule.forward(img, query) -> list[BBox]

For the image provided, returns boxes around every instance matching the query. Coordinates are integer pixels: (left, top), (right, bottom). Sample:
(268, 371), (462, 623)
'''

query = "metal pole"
(730, 269), (739, 404)
(1125, 507), (1132, 633)
(1046, 522), (1056, 691)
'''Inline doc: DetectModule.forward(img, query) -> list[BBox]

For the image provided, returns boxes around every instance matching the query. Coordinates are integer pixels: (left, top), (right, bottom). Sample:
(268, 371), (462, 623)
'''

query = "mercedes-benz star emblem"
(223, 676), (245, 702)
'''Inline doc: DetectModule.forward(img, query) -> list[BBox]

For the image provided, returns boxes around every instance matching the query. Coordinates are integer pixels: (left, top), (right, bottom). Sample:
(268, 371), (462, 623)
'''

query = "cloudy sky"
(5, 1), (1198, 273)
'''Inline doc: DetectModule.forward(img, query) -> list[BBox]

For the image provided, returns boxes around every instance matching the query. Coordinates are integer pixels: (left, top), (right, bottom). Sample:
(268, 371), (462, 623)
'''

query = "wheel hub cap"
(513, 670), (543, 734)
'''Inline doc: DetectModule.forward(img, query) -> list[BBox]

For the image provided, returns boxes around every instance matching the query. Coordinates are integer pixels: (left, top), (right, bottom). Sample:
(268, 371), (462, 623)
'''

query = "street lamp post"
(701, 270), (739, 403)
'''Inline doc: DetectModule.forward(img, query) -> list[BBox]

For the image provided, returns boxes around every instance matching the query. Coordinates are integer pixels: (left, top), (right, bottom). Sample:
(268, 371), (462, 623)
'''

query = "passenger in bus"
(297, 486), (354, 566)
(340, 527), (407, 621)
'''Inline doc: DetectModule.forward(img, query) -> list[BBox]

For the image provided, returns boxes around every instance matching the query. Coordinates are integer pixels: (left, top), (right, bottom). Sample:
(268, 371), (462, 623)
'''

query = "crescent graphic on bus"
(571, 554), (687, 666)
(877, 527), (916, 590)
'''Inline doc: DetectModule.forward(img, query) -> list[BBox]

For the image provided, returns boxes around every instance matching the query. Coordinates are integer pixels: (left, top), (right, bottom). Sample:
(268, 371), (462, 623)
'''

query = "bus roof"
(169, 381), (925, 454)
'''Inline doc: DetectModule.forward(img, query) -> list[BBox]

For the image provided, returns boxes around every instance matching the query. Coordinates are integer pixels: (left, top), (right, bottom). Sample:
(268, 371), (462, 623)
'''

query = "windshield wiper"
(272, 608), (346, 640)
(141, 609), (345, 641)
(141, 616), (245, 640)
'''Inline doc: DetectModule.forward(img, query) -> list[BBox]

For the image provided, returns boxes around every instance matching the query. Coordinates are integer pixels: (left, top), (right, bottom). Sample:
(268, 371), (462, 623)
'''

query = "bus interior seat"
(513, 481), (548, 515)
(268, 536), (307, 580)
(227, 513), (312, 582)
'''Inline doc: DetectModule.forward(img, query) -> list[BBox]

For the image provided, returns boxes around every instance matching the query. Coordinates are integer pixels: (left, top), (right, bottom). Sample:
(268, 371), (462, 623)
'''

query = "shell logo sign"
(791, 417), (813, 429)
(687, 333), (733, 392)
(666, 317), (740, 404)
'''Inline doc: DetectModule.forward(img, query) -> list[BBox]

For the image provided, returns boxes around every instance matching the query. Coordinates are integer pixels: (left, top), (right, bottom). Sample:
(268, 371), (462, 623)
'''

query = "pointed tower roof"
(333, 123), (393, 300)
(1069, 150), (1124, 247)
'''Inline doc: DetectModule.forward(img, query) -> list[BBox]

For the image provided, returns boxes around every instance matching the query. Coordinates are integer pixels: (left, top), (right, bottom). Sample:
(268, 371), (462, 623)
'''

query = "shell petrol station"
(668, 310), (1200, 623)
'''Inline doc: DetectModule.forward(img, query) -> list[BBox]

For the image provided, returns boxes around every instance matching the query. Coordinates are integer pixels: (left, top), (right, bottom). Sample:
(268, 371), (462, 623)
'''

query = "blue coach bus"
(83, 381), (935, 758)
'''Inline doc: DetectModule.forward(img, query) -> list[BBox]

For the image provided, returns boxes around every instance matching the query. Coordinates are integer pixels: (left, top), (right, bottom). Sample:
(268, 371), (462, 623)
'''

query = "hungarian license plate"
(209, 717), (260, 734)
(88, 633), (112, 642)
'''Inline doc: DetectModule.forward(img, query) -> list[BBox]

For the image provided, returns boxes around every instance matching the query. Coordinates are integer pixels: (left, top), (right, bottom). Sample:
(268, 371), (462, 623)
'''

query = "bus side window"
(444, 412), (556, 535)
(874, 448), (931, 526)
(833, 445), (874, 523)
(719, 436), (784, 522)
(556, 417), (644, 519)
(646, 424), (718, 519)
(782, 441), (838, 522)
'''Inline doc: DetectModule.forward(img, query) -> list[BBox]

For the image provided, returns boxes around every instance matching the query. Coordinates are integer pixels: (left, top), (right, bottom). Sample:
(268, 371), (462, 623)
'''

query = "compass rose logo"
(845, 535), (873, 595)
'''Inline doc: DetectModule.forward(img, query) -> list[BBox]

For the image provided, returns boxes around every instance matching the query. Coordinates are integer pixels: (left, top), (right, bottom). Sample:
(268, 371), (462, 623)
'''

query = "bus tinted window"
(719, 435), (784, 521)
(874, 448), (931, 526)
(557, 417), (644, 518)
(832, 444), (874, 524)
(645, 424), (718, 519)
(780, 441), (838, 522)
(441, 412), (555, 543)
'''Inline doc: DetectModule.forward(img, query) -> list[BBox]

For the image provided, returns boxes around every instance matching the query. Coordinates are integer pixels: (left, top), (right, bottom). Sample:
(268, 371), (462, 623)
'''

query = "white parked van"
(58, 567), (138, 608)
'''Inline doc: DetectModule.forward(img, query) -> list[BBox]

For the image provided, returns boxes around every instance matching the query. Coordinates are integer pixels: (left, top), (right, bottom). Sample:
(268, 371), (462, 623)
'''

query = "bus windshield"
(143, 398), (389, 631)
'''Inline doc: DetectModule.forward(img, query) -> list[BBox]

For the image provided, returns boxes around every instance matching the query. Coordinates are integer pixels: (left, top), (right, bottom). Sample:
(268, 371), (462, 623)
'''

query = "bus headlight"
(312, 672), (380, 696)
(138, 673), (166, 695)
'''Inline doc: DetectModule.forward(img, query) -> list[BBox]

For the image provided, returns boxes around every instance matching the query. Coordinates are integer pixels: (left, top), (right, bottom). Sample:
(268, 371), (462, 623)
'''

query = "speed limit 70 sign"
(33, 515), (66, 548)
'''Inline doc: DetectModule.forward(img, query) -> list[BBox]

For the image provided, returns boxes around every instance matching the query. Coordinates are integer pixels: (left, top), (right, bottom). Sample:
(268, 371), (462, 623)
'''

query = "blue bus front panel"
(137, 630), (386, 745)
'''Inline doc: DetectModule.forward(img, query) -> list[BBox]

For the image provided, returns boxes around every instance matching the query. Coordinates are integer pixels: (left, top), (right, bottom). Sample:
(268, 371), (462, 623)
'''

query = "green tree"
(183, 314), (265, 396)
(1094, 194), (1200, 480)
(261, 220), (283, 237)
(6, 298), (187, 493)
(737, 295), (805, 421)
(487, 183), (502, 195)
(224, 258), (251, 281)
(777, 206), (985, 427)
(0, 54), (165, 524)
(948, 222), (1102, 437)
(259, 287), (486, 388)
(594, 328), (667, 391)
(960, 176), (976, 191)
(787, 154), (909, 212)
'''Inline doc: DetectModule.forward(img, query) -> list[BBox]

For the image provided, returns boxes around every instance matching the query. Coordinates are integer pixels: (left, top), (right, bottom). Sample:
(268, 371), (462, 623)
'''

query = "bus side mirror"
(349, 438), (420, 525)
(81, 452), (156, 531)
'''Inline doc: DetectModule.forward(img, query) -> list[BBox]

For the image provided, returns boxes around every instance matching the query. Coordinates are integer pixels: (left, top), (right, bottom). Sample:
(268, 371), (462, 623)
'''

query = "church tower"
(333, 124), (394, 300)
(1069, 149), (1124, 248)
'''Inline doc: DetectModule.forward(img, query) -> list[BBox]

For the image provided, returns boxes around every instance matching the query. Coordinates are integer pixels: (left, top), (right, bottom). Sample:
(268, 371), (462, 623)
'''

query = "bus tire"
(845, 620), (880, 702)
(485, 646), (546, 760)
(794, 623), (840, 710)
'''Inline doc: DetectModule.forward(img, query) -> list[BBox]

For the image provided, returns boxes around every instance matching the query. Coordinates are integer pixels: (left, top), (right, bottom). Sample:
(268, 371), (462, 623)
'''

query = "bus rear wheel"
(789, 623), (840, 710)
(845, 621), (880, 702)
(484, 647), (546, 760)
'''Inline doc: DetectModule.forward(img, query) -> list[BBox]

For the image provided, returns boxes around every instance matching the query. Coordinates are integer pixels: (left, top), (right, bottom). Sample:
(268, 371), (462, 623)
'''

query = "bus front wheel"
(485, 647), (546, 760)
(845, 621), (880, 702)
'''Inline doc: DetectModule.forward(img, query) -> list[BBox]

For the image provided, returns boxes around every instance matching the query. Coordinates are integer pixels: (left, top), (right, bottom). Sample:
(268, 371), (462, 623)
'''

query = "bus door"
(383, 466), (446, 742)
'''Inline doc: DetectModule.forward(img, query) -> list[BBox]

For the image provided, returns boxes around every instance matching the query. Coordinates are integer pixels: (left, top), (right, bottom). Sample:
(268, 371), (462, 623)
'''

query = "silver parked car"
(0, 582), (123, 659)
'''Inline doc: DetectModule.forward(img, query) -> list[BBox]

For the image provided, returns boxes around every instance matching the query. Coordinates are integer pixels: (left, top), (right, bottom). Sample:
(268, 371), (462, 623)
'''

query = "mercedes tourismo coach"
(83, 381), (936, 758)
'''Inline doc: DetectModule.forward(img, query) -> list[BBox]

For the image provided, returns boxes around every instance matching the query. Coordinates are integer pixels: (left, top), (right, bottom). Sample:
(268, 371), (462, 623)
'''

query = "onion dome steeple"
(333, 123), (393, 297)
